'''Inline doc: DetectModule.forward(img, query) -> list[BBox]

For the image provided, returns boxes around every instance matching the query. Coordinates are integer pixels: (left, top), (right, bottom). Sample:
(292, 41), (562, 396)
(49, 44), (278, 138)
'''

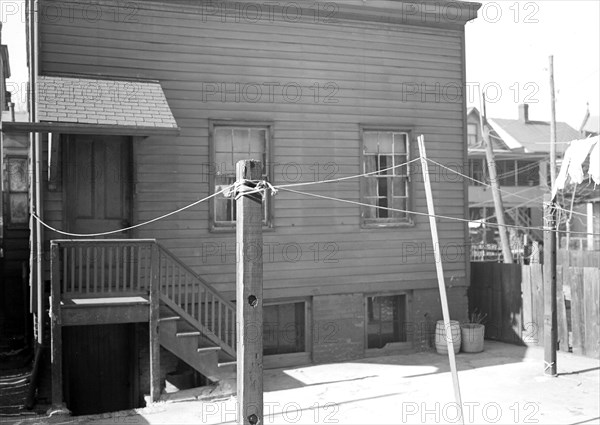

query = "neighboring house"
(563, 107), (600, 250)
(466, 105), (580, 251)
(579, 105), (599, 138)
(1, 24), (30, 343)
(4, 0), (479, 414)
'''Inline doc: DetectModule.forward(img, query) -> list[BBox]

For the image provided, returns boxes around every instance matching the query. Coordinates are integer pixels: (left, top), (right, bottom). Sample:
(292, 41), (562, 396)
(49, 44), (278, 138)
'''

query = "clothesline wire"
(276, 157), (420, 189)
(31, 154), (597, 238)
(427, 158), (594, 220)
(32, 187), (229, 238)
(278, 187), (600, 237)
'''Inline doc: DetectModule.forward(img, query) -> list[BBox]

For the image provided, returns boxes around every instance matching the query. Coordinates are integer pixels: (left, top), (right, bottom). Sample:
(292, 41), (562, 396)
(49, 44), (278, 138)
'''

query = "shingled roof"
(36, 75), (178, 130)
(489, 118), (580, 155)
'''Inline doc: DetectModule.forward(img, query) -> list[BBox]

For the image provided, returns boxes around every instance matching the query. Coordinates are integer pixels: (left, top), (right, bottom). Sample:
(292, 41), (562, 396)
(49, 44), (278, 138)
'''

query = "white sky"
(2, 0), (599, 129)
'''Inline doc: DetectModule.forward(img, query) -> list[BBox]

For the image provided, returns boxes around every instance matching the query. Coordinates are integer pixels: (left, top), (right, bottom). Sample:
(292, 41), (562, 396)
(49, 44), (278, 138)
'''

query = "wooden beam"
(236, 160), (264, 425)
(149, 244), (161, 402)
(61, 304), (149, 326)
(1, 121), (180, 137)
(50, 242), (64, 409)
(543, 195), (558, 375)
(417, 136), (464, 425)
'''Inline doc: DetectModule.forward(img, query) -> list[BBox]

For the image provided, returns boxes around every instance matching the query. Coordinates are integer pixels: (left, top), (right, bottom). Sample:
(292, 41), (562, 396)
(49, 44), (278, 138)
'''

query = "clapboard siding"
(40, 0), (470, 297)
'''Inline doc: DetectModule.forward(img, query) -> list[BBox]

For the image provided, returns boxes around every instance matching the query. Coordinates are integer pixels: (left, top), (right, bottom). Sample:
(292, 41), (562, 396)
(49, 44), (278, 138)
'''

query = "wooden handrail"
(50, 239), (237, 358)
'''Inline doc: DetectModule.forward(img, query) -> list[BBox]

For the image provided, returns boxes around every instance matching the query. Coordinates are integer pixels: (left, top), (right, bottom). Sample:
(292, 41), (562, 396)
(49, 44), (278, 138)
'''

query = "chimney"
(519, 104), (529, 123)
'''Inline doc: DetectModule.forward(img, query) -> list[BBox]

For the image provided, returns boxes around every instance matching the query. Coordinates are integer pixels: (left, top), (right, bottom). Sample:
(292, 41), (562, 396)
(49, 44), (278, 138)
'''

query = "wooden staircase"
(158, 304), (235, 382)
(49, 239), (238, 403)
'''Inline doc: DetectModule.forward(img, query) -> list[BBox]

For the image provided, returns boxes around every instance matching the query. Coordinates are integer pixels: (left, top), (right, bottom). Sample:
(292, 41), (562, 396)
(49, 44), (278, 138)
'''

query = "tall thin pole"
(236, 160), (264, 425)
(549, 55), (557, 191)
(418, 136), (464, 425)
(479, 97), (513, 263)
(543, 195), (557, 376)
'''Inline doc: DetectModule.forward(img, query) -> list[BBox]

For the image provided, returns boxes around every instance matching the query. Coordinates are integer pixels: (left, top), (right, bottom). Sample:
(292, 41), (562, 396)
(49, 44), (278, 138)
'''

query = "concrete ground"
(8, 341), (600, 425)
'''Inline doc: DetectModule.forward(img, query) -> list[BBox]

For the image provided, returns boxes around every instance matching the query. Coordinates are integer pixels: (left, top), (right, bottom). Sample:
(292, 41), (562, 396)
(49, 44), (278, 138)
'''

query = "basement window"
(366, 294), (408, 349)
(263, 302), (306, 355)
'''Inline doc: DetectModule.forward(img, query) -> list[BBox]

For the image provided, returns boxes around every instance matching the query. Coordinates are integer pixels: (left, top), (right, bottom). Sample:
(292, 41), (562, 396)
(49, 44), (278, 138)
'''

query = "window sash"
(361, 131), (411, 224)
(212, 126), (269, 226)
(366, 294), (407, 349)
(263, 302), (306, 355)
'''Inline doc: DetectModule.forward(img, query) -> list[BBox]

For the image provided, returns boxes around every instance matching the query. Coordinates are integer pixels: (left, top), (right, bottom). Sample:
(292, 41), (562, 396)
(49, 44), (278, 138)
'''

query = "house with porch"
(466, 105), (580, 256)
(4, 0), (480, 415)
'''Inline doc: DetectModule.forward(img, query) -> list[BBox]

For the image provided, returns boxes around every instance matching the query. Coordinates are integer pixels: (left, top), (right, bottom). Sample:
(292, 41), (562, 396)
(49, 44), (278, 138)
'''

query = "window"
(467, 123), (478, 146)
(361, 130), (411, 226)
(468, 159), (487, 185)
(210, 124), (271, 229)
(496, 160), (516, 186)
(495, 159), (540, 187)
(516, 160), (540, 186)
(263, 302), (306, 356)
(6, 157), (29, 225)
(366, 294), (407, 349)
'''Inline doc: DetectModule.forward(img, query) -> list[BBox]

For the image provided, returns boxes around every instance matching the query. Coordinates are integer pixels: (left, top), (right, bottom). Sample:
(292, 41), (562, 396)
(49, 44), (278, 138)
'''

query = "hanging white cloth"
(553, 135), (599, 199)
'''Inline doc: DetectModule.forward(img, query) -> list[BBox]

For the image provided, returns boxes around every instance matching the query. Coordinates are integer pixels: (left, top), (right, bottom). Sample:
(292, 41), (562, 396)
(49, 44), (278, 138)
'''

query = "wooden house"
(466, 105), (580, 257)
(5, 0), (480, 414)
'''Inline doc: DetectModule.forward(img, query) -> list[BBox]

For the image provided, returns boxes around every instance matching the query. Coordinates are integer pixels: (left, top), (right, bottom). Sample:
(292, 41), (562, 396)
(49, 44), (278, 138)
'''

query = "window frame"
(359, 126), (414, 229)
(208, 120), (274, 232)
(364, 292), (412, 353)
(467, 123), (478, 146)
(263, 298), (312, 368)
(4, 155), (29, 227)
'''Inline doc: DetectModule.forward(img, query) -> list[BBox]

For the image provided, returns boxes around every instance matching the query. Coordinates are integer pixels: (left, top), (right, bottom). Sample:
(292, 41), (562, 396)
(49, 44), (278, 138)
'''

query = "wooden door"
(63, 324), (138, 415)
(65, 136), (132, 236)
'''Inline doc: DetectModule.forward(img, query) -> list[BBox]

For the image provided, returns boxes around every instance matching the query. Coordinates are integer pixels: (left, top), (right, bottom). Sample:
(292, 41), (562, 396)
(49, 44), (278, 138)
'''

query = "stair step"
(197, 346), (221, 353)
(218, 360), (236, 368)
(158, 316), (180, 323)
(176, 331), (201, 338)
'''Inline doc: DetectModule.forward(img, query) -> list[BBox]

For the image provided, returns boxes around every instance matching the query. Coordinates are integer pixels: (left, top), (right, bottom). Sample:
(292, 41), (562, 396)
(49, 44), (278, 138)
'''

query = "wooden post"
(549, 56), (557, 190)
(479, 96), (513, 263)
(149, 243), (161, 401)
(417, 136), (464, 425)
(50, 242), (64, 409)
(543, 195), (558, 376)
(236, 160), (264, 425)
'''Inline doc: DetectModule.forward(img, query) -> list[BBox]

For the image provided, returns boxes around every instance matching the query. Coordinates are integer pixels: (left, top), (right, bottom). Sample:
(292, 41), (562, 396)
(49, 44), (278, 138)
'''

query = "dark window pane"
(263, 302), (305, 356)
(366, 295), (407, 349)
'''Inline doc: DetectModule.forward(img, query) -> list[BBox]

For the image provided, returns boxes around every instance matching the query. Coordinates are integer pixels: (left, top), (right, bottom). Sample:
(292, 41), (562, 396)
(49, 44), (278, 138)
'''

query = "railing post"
(50, 242), (66, 411)
(149, 243), (161, 402)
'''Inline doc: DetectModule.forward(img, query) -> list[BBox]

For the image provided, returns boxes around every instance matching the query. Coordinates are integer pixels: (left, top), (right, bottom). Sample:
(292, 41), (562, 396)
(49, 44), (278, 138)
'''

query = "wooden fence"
(470, 259), (600, 358)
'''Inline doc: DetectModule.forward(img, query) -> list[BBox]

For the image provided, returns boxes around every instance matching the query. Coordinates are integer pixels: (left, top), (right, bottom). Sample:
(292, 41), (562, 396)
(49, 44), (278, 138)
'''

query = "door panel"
(63, 324), (137, 415)
(65, 135), (132, 236)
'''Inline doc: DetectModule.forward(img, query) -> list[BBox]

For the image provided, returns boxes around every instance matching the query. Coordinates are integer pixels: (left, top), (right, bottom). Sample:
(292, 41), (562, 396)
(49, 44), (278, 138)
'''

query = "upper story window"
(467, 123), (478, 146)
(496, 160), (540, 187)
(361, 130), (412, 227)
(468, 159), (487, 186)
(210, 123), (271, 229)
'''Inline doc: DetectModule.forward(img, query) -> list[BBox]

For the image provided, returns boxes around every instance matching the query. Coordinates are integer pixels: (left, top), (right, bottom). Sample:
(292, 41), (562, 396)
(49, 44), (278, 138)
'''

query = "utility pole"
(549, 55), (557, 189)
(479, 96), (513, 263)
(545, 55), (558, 376)
(236, 160), (264, 425)
(543, 194), (558, 376)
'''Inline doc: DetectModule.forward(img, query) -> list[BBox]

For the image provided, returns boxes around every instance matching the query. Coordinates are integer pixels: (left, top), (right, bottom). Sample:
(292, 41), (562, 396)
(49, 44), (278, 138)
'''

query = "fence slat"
(583, 268), (600, 358)
(531, 264), (544, 346)
(556, 266), (569, 352)
(521, 264), (532, 343)
(570, 267), (586, 356)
